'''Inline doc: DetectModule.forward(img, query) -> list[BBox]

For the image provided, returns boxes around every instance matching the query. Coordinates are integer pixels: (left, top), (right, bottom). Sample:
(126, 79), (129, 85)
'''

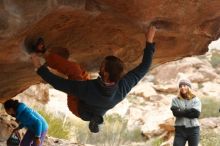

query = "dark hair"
(24, 36), (46, 54)
(35, 37), (44, 47)
(104, 55), (124, 82)
(4, 99), (19, 111)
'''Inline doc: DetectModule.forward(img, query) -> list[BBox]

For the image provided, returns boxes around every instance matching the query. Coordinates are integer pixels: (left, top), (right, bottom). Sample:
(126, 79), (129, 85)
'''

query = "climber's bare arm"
(31, 53), (42, 69)
(145, 26), (156, 43)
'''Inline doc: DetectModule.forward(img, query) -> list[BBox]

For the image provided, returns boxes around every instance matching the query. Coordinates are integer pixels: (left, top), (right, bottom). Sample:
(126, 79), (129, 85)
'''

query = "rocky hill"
(1, 49), (220, 146)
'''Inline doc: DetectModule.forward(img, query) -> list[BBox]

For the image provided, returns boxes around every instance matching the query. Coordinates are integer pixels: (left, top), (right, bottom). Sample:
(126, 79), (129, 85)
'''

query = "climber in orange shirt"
(24, 36), (89, 118)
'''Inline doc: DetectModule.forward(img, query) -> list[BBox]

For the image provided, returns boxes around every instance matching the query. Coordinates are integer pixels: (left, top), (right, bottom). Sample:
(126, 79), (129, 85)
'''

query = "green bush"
(34, 107), (146, 145)
(210, 51), (220, 68)
(201, 129), (220, 146)
(37, 109), (72, 139)
(75, 114), (145, 146)
(200, 97), (220, 118)
(152, 137), (163, 146)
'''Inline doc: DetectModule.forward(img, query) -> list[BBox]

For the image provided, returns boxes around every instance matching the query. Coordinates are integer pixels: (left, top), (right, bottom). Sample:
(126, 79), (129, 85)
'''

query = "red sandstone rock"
(0, 0), (220, 102)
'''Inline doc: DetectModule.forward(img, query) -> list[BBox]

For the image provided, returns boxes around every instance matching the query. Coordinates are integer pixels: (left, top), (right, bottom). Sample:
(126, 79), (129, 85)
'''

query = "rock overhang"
(0, 0), (219, 101)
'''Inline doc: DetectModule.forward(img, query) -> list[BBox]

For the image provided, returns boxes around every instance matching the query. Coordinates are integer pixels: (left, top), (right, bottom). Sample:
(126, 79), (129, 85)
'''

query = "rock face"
(0, 0), (220, 102)
(0, 113), (18, 142)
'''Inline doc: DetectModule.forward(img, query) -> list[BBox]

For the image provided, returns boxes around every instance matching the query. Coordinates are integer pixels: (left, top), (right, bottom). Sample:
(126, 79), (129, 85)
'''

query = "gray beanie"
(178, 78), (192, 88)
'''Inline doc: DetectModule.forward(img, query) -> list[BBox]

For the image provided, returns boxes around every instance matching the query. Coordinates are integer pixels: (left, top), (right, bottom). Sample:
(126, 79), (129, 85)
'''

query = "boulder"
(0, 0), (220, 101)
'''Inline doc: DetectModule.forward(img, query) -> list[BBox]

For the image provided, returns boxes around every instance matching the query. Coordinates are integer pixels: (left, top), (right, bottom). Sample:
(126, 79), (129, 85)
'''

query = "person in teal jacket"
(31, 26), (156, 133)
(4, 99), (48, 146)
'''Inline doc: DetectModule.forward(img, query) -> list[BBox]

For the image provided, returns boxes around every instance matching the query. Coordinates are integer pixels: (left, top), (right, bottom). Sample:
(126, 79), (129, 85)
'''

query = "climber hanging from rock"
(28, 25), (157, 133)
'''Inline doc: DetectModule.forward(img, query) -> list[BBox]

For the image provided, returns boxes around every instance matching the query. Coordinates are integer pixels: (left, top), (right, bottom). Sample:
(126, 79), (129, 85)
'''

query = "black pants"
(173, 126), (200, 146)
